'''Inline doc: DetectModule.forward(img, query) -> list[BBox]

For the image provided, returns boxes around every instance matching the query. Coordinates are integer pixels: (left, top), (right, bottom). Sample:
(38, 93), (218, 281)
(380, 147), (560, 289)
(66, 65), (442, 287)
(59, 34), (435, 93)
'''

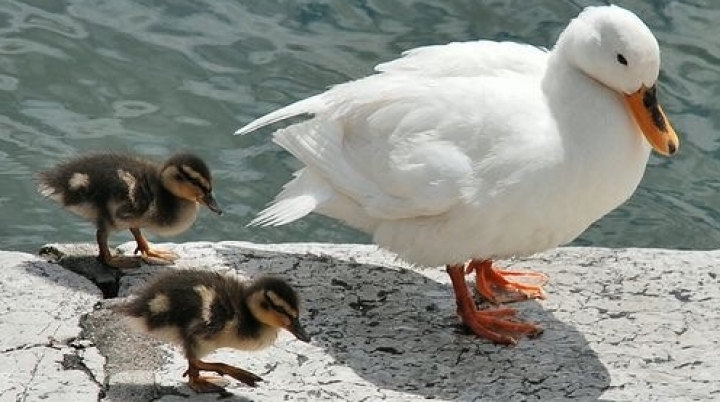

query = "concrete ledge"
(0, 251), (103, 401)
(2, 242), (719, 401)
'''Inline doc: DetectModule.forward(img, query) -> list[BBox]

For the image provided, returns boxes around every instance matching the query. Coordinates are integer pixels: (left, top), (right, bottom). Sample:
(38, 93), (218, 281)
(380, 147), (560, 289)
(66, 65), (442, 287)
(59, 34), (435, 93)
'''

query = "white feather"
(234, 95), (325, 135)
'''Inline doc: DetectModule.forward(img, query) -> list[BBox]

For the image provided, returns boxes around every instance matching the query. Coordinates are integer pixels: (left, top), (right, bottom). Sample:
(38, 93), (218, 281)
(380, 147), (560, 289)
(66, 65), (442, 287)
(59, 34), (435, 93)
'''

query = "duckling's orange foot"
(221, 365), (263, 387)
(186, 375), (228, 394)
(130, 228), (179, 265)
(186, 359), (263, 388)
(100, 255), (142, 269)
(211, 363), (263, 387)
(135, 247), (179, 265)
(466, 259), (548, 304)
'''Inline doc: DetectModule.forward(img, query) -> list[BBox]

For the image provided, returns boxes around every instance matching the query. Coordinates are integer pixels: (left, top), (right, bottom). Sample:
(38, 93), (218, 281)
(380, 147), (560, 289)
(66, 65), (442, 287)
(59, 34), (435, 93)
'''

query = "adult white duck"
(236, 5), (679, 344)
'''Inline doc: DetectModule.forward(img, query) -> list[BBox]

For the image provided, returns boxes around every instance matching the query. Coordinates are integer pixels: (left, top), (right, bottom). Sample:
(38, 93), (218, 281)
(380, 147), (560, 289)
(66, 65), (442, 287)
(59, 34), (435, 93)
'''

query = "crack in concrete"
(62, 339), (107, 401)
(16, 346), (46, 402)
(1, 342), (58, 354)
(76, 313), (115, 401)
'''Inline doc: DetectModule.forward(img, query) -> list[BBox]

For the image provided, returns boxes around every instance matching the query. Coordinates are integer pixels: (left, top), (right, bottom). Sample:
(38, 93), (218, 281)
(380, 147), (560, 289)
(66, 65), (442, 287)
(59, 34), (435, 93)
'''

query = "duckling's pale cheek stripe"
(193, 285), (216, 324)
(266, 291), (298, 318)
(180, 165), (211, 191)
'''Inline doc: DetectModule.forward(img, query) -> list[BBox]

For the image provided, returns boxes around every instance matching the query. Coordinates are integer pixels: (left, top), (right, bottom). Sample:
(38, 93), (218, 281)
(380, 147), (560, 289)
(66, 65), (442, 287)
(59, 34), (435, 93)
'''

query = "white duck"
(236, 5), (679, 344)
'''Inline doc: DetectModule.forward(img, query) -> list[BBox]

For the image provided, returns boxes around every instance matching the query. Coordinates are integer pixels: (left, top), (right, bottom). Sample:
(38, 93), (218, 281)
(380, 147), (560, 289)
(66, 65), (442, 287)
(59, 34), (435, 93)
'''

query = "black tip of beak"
(668, 141), (677, 155)
(202, 193), (223, 215)
(289, 318), (311, 343)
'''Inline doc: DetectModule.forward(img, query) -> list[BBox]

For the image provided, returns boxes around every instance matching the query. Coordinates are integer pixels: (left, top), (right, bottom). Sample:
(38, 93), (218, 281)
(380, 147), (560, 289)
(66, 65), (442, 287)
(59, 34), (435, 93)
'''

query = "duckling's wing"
(113, 173), (154, 221)
(38, 154), (155, 219)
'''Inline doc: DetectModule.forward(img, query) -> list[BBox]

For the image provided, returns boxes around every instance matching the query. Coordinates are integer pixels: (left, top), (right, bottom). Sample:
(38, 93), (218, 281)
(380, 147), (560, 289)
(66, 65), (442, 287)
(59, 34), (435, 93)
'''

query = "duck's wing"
(239, 39), (551, 227)
(235, 41), (547, 136)
(376, 40), (548, 78)
(248, 72), (548, 227)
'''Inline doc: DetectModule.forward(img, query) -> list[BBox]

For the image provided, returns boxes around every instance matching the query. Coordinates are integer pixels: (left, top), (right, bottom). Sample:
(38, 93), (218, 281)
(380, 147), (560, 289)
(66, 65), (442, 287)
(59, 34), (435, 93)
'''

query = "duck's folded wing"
(255, 76), (483, 223)
(375, 40), (548, 78)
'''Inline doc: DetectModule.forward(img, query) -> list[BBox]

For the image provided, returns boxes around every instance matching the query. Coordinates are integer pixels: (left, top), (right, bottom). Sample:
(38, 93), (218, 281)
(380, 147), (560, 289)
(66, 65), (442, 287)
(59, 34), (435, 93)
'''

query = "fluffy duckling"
(117, 270), (310, 393)
(38, 152), (222, 269)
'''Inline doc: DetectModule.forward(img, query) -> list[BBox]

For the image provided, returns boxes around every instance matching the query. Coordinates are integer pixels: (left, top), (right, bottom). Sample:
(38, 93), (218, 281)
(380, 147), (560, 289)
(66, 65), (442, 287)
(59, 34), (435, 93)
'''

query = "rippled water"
(1, 0), (718, 253)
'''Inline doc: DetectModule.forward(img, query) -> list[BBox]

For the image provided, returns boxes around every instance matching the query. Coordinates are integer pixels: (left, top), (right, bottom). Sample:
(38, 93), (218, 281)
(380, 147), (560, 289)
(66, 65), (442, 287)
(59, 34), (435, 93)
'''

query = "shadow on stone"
(214, 244), (611, 401)
(15, 256), (105, 299)
(103, 382), (257, 402)
(38, 243), (121, 298)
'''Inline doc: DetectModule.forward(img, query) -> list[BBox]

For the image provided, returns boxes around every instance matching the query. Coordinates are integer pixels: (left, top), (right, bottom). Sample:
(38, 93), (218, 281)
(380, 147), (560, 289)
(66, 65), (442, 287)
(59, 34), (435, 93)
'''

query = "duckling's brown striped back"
(117, 270), (266, 359)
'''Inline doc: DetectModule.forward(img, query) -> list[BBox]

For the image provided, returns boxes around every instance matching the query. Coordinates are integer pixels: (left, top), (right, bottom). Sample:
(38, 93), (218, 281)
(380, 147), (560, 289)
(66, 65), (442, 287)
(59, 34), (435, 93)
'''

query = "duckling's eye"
(616, 53), (628, 66)
(174, 173), (185, 182)
(260, 301), (270, 310)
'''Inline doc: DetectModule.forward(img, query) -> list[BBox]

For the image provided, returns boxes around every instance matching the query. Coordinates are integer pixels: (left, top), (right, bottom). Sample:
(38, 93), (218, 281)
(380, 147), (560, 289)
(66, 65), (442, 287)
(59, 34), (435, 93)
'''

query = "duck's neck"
(539, 49), (651, 216)
(542, 49), (650, 164)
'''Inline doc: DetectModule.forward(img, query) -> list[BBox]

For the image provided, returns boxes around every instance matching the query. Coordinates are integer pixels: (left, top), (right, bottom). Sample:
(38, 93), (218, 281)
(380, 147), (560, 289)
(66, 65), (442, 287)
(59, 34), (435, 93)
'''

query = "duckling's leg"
(446, 264), (542, 345)
(466, 259), (548, 304)
(130, 228), (179, 265)
(96, 227), (141, 269)
(184, 358), (262, 393)
(183, 359), (227, 393)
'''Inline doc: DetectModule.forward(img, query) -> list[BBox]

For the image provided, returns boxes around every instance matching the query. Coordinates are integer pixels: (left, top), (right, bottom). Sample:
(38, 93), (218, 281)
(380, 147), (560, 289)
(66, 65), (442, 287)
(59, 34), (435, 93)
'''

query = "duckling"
(38, 152), (222, 269)
(116, 270), (310, 393)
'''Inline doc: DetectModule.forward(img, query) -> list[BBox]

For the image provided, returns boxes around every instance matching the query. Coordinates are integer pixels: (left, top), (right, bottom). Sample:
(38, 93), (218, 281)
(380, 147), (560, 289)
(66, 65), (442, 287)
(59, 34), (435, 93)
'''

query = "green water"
(1, 0), (718, 253)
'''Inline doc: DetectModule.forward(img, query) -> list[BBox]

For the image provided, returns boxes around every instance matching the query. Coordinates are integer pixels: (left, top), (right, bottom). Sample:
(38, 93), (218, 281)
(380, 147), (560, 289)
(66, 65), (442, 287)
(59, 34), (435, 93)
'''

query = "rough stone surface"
(2, 242), (720, 401)
(0, 251), (103, 402)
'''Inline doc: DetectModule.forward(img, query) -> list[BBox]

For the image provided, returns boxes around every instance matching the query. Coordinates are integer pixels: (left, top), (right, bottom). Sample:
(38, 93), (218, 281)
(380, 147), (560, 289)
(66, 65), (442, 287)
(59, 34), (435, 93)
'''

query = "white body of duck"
(237, 5), (678, 269)
(237, 5), (680, 344)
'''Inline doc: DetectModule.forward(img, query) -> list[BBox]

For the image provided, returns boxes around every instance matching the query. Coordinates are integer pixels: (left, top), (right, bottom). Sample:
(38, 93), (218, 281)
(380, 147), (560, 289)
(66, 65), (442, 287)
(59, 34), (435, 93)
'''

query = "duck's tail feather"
(234, 95), (326, 135)
(248, 168), (332, 227)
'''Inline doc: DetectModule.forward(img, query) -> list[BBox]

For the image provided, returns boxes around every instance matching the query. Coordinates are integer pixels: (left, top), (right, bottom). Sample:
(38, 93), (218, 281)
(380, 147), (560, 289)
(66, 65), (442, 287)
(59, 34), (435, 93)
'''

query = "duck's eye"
(174, 173), (185, 182)
(260, 301), (270, 310)
(616, 53), (628, 66)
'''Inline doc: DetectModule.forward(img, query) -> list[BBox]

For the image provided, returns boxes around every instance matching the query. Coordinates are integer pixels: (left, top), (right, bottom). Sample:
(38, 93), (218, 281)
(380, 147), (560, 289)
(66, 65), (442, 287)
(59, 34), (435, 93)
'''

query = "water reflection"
(0, 0), (718, 252)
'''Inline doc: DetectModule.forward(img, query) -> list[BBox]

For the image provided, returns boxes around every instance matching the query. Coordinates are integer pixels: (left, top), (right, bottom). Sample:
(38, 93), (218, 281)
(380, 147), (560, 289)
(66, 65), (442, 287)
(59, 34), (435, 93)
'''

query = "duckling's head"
(246, 276), (310, 343)
(159, 153), (223, 215)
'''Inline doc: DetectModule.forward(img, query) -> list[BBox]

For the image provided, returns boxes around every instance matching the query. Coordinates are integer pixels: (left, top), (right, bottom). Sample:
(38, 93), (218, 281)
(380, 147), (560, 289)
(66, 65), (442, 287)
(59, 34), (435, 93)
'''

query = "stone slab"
(0, 251), (103, 402)
(3, 243), (720, 401)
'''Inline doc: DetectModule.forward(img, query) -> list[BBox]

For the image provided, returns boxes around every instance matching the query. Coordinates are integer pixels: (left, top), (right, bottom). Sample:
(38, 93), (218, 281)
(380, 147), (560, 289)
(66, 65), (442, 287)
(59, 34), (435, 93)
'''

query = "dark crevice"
(39, 245), (121, 298)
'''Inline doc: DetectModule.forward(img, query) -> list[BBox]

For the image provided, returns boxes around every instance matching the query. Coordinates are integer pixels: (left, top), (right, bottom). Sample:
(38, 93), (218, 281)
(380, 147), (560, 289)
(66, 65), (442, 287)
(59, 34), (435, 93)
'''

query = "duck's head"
(246, 276), (311, 343)
(556, 5), (679, 156)
(160, 153), (223, 214)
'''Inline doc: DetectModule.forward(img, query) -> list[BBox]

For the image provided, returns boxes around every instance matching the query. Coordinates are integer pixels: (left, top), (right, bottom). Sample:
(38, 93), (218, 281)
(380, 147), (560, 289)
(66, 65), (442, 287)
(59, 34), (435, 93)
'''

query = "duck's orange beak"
(623, 85), (679, 156)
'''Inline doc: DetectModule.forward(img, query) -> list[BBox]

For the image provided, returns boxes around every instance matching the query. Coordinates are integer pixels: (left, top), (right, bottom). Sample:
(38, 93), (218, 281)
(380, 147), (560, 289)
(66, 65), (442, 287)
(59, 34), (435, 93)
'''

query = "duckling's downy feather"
(118, 270), (280, 359)
(38, 153), (199, 235)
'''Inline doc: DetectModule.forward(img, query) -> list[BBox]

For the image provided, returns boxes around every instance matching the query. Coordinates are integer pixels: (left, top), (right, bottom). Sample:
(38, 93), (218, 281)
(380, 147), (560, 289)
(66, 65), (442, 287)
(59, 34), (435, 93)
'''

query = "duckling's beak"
(287, 318), (311, 343)
(201, 193), (223, 215)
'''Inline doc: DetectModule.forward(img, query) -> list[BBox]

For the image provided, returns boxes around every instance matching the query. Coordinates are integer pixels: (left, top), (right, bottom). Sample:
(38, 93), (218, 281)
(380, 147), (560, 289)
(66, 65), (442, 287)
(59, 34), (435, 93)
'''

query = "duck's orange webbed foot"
(447, 264), (543, 344)
(466, 259), (548, 304)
